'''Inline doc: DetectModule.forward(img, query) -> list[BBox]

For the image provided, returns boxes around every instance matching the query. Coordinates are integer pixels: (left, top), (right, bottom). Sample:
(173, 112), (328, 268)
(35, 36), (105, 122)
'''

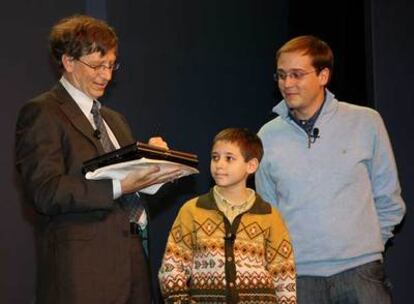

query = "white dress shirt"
(60, 76), (147, 227)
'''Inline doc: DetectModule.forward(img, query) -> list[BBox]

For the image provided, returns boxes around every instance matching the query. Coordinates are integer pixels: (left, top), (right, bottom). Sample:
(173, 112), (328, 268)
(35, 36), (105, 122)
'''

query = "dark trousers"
(297, 261), (392, 304)
(127, 234), (152, 304)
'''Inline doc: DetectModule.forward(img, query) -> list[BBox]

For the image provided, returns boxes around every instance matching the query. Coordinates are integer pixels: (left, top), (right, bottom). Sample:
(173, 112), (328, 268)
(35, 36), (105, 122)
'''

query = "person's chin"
(213, 178), (228, 187)
(285, 98), (301, 109)
(91, 90), (105, 99)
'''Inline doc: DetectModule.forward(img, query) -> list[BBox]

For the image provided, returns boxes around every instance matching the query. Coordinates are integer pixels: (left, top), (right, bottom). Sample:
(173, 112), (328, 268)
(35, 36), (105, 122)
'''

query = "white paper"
(85, 157), (199, 194)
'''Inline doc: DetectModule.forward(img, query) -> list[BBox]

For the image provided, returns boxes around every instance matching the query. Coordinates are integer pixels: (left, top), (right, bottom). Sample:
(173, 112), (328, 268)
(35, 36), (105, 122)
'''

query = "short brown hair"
(212, 128), (263, 162)
(276, 35), (334, 82)
(49, 15), (118, 70)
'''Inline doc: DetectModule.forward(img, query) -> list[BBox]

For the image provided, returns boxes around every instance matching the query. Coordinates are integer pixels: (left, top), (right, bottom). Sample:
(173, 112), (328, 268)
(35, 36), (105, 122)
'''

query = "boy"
(159, 128), (296, 303)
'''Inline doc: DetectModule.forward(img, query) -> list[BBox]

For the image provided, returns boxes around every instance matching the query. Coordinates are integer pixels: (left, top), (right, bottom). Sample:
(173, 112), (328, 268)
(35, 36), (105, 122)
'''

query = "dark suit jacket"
(15, 83), (150, 304)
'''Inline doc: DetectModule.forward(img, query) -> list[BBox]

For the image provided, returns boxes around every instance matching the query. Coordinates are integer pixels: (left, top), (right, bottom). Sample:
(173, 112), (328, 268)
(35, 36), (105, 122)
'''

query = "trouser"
(297, 261), (392, 304)
(126, 227), (152, 304)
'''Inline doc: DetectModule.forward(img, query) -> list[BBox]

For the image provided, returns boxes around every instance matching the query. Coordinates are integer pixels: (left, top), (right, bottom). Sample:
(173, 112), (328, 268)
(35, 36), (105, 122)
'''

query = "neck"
(293, 91), (325, 120)
(62, 73), (96, 100)
(216, 185), (249, 206)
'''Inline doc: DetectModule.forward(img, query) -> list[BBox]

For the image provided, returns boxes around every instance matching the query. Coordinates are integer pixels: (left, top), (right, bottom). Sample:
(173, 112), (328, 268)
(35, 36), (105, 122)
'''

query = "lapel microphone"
(93, 129), (101, 139)
(308, 127), (320, 148)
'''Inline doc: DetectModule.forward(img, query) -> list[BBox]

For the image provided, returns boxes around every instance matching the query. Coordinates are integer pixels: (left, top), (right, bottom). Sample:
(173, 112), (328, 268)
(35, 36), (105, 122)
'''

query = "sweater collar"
(273, 89), (337, 123)
(197, 188), (272, 214)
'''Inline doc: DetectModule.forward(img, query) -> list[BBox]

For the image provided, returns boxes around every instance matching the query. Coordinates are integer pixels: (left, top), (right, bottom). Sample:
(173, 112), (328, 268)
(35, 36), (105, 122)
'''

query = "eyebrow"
(89, 60), (116, 64)
(277, 68), (307, 72)
(211, 151), (236, 156)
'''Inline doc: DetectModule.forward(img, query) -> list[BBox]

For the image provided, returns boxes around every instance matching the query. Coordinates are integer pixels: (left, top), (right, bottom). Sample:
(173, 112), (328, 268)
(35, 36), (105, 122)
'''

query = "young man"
(159, 128), (296, 303)
(15, 15), (181, 304)
(255, 35), (406, 303)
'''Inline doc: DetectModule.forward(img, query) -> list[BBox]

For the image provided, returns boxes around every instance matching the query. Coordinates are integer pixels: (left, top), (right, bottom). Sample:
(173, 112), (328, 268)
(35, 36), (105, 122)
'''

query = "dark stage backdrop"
(367, 1), (414, 302)
(1, 0), (412, 303)
(105, 1), (289, 301)
(0, 2), (86, 303)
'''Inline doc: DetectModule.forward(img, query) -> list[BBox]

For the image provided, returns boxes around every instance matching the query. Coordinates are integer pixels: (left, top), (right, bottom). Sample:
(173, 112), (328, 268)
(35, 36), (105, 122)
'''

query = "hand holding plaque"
(83, 142), (199, 194)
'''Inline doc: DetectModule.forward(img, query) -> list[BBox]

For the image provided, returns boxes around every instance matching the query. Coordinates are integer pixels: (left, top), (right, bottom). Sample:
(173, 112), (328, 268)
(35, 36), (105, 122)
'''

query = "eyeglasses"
(77, 59), (120, 72)
(274, 69), (318, 81)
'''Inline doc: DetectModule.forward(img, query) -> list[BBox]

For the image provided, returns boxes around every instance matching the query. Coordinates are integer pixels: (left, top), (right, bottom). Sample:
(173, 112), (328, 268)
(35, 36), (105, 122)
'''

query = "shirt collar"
(60, 76), (95, 116)
(273, 89), (336, 121)
(213, 186), (255, 209)
(213, 186), (255, 223)
(197, 188), (272, 214)
(288, 95), (326, 133)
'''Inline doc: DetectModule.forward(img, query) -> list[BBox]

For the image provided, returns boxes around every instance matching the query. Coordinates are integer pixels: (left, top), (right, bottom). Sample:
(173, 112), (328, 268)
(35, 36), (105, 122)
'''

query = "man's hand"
(120, 164), (181, 194)
(120, 136), (182, 194)
(148, 136), (169, 149)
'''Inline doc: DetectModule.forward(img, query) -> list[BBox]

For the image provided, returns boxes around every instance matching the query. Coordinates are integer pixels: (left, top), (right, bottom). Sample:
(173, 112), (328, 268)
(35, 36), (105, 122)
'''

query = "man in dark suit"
(15, 15), (180, 304)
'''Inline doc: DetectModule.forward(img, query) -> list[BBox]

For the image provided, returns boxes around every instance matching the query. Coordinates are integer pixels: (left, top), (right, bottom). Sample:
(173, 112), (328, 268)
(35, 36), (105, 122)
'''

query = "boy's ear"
(246, 158), (259, 174)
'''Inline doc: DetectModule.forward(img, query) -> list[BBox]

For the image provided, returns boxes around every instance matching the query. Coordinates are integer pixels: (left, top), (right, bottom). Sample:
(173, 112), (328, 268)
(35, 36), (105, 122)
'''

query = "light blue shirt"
(255, 90), (405, 276)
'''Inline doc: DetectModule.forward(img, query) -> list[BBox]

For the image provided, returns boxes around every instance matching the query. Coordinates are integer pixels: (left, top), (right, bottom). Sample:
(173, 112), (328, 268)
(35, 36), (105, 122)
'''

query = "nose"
(214, 158), (226, 169)
(100, 67), (113, 81)
(282, 75), (296, 87)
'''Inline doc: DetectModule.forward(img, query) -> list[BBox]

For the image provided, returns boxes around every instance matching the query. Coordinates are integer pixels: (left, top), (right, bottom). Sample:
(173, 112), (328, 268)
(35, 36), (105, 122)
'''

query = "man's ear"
(247, 158), (259, 175)
(318, 67), (330, 86)
(62, 54), (75, 72)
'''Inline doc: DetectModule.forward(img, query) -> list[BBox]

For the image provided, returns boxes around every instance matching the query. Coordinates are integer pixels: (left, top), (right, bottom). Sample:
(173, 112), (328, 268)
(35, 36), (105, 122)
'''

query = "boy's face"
(210, 140), (258, 190)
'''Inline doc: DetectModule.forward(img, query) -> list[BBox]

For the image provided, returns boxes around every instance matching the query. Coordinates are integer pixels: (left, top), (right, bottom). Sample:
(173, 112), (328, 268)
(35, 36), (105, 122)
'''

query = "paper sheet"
(85, 157), (199, 194)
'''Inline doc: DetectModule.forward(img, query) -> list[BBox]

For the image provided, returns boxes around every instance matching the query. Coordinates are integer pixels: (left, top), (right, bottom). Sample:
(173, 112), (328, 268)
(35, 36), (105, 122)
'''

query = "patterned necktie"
(91, 100), (115, 153)
(90, 100), (145, 224)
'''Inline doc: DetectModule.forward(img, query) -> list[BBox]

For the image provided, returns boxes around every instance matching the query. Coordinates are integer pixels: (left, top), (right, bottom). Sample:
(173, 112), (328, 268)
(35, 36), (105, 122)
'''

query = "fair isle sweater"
(158, 189), (296, 304)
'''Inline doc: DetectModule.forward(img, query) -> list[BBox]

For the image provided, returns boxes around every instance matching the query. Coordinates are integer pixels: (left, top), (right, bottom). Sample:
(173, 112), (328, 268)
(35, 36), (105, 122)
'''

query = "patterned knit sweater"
(158, 189), (296, 303)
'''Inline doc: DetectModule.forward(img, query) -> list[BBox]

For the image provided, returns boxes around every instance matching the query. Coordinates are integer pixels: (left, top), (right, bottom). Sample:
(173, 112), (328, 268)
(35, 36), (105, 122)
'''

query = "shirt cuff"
(112, 179), (122, 199)
(113, 181), (146, 228)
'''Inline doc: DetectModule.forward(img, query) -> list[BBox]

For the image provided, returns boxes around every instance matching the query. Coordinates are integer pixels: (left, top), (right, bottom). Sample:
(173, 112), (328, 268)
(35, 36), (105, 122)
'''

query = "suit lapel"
(52, 83), (106, 155)
(51, 82), (133, 153)
(101, 107), (134, 147)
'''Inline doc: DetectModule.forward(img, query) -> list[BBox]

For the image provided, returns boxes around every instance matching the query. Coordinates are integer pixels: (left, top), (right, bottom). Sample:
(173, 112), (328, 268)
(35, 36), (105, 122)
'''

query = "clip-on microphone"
(307, 128), (320, 148)
(93, 129), (101, 139)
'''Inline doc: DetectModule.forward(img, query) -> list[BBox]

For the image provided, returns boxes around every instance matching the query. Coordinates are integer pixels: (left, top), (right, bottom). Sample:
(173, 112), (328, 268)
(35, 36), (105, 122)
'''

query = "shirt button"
(227, 256), (233, 262)
(229, 282), (234, 287)
(227, 233), (232, 238)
